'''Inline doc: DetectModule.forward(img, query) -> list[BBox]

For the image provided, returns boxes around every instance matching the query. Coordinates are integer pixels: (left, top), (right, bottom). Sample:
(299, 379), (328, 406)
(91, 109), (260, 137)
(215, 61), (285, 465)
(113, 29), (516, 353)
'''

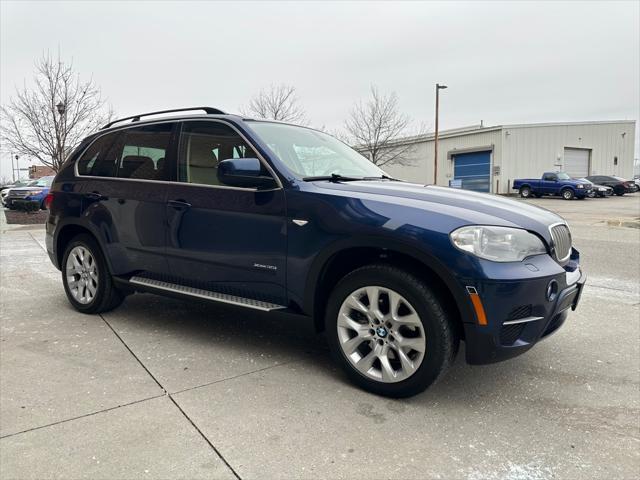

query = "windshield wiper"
(362, 174), (401, 181)
(302, 174), (363, 182)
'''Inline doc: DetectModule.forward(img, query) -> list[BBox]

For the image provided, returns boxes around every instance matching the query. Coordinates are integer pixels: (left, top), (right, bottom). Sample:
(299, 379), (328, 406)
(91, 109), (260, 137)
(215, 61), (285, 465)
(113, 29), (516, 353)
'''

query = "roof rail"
(101, 106), (226, 130)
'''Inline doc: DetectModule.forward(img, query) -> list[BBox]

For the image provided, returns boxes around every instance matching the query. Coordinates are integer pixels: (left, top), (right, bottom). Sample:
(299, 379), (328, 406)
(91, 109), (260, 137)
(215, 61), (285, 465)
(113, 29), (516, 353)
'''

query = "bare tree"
(345, 86), (420, 167)
(1, 53), (112, 172)
(242, 84), (308, 124)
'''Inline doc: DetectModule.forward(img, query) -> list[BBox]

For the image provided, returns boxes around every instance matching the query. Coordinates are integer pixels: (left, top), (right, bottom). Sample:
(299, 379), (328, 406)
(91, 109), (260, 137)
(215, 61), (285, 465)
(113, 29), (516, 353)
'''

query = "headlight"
(450, 226), (547, 262)
(577, 184), (584, 189)
(26, 190), (41, 196)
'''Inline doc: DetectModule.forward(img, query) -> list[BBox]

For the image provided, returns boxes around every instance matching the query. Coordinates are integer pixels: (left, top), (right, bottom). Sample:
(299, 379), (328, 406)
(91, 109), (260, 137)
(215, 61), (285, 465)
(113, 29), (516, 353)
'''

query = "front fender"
(300, 235), (475, 324)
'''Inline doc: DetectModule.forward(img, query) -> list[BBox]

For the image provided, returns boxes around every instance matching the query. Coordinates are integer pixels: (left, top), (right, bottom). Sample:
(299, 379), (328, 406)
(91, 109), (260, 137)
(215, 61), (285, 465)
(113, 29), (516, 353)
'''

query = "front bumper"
(463, 254), (586, 365)
(5, 196), (41, 207)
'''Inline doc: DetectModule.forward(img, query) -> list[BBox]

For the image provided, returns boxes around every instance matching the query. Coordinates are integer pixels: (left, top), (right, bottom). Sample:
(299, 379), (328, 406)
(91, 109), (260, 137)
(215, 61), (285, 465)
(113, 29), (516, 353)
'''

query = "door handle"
(168, 199), (191, 210)
(84, 192), (107, 201)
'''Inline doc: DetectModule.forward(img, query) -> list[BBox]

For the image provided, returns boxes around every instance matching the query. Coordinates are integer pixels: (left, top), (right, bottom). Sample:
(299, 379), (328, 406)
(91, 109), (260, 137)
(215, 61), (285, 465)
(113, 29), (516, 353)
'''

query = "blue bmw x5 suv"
(46, 107), (585, 397)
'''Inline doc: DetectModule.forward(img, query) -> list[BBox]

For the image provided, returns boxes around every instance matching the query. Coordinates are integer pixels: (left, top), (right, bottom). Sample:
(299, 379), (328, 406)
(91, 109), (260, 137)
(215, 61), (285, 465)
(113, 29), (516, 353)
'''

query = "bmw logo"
(376, 327), (388, 338)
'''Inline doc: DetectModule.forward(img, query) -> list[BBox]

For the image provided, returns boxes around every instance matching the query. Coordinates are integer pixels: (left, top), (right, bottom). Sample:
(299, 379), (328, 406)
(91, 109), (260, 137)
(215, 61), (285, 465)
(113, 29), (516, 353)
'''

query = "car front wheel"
(325, 264), (458, 398)
(562, 188), (575, 200)
(519, 186), (532, 198)
(62, 234), (124, 314)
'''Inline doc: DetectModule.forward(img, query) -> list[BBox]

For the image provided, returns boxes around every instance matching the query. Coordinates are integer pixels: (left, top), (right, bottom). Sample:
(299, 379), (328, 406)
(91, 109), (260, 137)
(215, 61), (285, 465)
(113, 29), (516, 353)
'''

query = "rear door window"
(114, 123), (175, 180)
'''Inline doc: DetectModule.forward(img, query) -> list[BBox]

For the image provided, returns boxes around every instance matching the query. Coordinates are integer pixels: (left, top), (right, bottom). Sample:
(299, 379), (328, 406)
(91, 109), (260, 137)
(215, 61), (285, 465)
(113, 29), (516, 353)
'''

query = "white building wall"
(500, 121), (636, 193)
(381, 121), (636, 194)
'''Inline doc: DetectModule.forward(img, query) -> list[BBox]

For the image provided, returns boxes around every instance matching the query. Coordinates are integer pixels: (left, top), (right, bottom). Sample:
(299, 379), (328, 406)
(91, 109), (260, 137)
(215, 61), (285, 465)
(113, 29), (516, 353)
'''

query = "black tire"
(325, 264), (458, 398)
(561, 188), (574, 200)
(61, 234), (124, 314)
(519, 186), (532, 198)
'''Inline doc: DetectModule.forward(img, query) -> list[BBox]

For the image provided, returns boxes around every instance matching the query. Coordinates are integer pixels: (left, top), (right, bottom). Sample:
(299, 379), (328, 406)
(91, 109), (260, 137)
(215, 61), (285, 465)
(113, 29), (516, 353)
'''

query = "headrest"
(121, 155), (156, 179)
(189, 136), (218, 168)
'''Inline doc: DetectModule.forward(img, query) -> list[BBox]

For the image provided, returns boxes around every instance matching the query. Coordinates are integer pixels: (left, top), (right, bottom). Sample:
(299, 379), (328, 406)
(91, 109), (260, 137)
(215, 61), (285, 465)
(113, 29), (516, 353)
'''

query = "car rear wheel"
(325, 264), (458, 398)
(62, 234), (124, 314)
(519, 186), (532, 198)
(561, 188), (574, 200)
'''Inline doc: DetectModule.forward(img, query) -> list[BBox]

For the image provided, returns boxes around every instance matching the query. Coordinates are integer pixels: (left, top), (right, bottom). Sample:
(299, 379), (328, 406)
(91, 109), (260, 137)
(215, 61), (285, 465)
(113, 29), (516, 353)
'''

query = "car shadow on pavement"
(98, 292), (540, 404)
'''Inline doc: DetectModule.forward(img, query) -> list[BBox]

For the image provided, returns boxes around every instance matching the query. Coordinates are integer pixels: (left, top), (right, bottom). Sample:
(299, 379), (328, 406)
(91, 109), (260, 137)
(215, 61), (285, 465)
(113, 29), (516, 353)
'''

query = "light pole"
(434, 83), (447, 185)
(14, 155), (20, 181)
(56, 101), (66, 168)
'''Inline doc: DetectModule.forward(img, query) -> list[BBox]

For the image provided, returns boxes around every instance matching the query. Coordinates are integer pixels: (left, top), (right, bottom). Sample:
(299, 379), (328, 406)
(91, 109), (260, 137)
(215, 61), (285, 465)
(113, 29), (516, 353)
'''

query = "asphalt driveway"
(1, 195), (638, 479)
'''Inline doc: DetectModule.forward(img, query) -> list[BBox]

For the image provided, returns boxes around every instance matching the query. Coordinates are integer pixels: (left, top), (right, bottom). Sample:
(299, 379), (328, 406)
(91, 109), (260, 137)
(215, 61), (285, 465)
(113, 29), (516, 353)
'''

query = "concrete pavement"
(0, 195), (638, 479)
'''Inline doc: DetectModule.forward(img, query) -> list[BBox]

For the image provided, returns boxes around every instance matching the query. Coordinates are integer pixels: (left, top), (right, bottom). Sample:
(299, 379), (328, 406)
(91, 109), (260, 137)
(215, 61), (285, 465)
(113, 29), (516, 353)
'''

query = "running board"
(129, 276), (286, 312)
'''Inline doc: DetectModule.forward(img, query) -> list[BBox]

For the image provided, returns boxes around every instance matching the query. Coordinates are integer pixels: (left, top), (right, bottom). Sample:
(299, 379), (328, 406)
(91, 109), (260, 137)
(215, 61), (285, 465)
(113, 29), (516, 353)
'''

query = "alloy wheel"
(337, 286), (426, 383)
(66, 245), (98, 305)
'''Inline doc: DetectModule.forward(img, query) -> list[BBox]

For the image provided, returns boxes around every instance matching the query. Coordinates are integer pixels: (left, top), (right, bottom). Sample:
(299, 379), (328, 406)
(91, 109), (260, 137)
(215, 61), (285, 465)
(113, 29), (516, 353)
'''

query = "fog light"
(546, 280), (558, 302)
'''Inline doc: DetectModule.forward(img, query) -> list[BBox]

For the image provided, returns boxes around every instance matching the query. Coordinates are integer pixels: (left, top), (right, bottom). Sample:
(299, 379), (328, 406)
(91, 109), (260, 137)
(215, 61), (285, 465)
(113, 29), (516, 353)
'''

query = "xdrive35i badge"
(253, 263), (278, 271)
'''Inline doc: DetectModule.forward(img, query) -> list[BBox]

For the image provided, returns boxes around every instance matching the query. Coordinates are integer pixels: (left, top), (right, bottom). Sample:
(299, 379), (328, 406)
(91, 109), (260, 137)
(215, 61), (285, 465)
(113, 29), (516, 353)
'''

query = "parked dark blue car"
(513, 171), (592, 200)
(45, 107), (586, 397)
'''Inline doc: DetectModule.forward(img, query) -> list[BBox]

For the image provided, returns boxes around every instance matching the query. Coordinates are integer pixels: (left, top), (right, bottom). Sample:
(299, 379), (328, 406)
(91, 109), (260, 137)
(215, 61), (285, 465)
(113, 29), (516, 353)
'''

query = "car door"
(541, 173), (557, 194)
(76, 122), (176, 277)
(163, 120), (287, 305)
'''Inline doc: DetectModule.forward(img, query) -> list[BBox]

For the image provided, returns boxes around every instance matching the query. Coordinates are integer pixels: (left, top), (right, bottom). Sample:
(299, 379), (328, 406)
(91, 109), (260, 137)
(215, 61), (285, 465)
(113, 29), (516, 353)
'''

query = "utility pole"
(434, 83), (447, 185)
(11, 152), (16, 182)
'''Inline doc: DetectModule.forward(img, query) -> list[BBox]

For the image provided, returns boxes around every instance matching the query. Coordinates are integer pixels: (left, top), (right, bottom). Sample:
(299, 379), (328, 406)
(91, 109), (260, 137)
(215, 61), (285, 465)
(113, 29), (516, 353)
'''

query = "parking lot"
(0, 194), (638, 480)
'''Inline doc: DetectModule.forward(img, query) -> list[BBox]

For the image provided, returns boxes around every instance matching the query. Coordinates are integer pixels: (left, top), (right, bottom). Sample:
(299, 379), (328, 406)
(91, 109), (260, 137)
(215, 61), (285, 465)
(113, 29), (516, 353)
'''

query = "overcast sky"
(1, 0), (638, 179)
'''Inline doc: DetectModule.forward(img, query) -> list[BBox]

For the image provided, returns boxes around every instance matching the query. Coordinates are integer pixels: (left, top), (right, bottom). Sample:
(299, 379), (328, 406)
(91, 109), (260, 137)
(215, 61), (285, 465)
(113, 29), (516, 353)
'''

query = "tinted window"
(543, 173), (557, 181)
(114, 123), (174, 180)
(76, 132), (120, 177)
(178, 121), (261, 186)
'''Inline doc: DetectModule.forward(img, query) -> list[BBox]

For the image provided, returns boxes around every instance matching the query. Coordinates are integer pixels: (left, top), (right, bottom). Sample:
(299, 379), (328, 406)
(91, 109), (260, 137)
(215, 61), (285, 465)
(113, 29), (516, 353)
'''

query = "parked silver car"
(577, 178), (613, 198)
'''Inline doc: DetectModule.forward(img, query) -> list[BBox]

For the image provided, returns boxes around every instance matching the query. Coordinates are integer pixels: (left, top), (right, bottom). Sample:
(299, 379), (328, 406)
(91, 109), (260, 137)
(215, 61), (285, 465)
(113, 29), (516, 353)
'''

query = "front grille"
(500, 324), (525, 346)
(9, 191), (28, 198)
(507, 304), (532, 321)
(550, 224), (571, 262)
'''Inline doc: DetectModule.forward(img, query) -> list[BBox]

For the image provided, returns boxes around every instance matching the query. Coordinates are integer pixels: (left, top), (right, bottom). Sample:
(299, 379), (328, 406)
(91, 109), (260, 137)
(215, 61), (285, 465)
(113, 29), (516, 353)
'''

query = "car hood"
(314, 180), (565, 237)
(10, 186), (46, 192)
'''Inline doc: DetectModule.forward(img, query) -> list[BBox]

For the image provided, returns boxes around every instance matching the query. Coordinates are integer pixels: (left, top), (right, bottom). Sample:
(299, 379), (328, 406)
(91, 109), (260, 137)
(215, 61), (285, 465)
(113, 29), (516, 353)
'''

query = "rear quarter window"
(76, 132), (121, 177)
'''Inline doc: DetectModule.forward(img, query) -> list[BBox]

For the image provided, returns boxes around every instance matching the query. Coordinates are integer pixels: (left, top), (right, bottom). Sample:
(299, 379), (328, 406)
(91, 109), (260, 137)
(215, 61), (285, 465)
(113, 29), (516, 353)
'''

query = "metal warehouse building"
(381, 120), (636, 194)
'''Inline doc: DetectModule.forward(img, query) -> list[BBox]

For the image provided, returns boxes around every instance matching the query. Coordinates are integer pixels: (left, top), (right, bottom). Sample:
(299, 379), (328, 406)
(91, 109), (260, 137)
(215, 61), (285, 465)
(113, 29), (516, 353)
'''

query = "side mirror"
(217, 158), (276, 189)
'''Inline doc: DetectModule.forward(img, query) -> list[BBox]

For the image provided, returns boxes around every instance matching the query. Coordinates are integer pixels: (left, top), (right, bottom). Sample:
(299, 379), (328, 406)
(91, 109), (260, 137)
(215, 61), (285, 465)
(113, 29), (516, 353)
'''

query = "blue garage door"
(453, 151), (491, 192)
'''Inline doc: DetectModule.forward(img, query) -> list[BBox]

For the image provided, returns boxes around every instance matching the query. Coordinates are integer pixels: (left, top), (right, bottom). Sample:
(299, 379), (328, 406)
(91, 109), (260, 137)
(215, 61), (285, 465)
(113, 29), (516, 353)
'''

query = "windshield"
(34, 176), (53, 187)
(247, 121), (386, 178)
(557, 172), (571, 180)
